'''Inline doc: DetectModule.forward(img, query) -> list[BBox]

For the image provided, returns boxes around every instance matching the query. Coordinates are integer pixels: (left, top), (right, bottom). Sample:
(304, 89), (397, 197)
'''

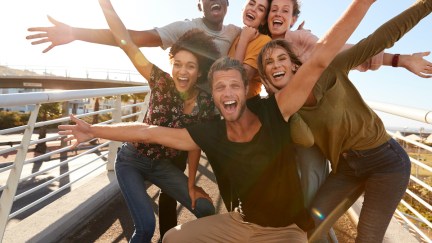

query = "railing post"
(0, 104), (40, 240)
(106, 96), (122, 171)
(137, 91), (151, 123)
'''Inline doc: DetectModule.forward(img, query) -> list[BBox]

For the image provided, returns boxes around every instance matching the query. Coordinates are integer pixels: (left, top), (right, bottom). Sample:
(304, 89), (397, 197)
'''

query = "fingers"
(416, 51), (431, 57)
(47, 15), (56, 24)
(43, 45), (55, 53)
(191, 197), (196, 209)
(297, 21), (305, 30)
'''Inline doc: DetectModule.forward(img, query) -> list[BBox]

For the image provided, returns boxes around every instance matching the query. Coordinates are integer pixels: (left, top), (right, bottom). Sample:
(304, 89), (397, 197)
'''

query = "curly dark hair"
(169, 29), (221, 84)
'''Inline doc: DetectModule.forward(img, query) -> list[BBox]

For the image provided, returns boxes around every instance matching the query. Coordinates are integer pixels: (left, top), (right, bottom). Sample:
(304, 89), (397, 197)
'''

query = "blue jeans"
(309, 138), (411, 243)
(115, 143), (215, 243)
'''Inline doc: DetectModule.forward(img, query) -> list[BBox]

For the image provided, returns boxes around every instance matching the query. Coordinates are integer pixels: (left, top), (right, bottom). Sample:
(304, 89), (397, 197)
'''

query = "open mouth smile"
(246, 13), (256, 21)
(272, 19), (283, 27)
(223, 100), (237, 112)
(272, 71), (285, 79)
(211, 3), (221, 11)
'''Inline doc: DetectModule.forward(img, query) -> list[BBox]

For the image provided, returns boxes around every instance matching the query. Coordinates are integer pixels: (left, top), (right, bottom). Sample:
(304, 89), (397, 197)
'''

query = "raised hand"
(239, 26), (259, 43)
(399, 52), (432, 78)
(58, 115), (94, 149)
(26, 16), (74, 53)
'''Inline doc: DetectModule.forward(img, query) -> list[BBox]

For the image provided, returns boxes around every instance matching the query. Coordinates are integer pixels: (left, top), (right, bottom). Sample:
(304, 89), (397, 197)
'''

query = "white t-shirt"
(155, 18), (240, 55)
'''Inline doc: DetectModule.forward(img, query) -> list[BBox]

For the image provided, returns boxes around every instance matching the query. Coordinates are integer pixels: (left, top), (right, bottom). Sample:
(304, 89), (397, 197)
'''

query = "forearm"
(99, 0), (152, 78)
(277, 0), (375, 120)
(89, 122), (151, 143)
(312, 0), (375, 67)
(233, 38), (249, 63)
(89, 123), (198, 151)
(187, 149), (201, 189)
(72, 24), (161, 47)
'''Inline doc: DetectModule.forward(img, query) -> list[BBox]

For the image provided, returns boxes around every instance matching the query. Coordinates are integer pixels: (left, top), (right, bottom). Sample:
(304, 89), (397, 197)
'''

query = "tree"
(34, 102), (61, 154)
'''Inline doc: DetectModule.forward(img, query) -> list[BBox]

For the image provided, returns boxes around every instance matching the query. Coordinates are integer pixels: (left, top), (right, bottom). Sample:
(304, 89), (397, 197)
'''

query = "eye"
(187, 64), (197, 70)
(214, 85), (224, 91)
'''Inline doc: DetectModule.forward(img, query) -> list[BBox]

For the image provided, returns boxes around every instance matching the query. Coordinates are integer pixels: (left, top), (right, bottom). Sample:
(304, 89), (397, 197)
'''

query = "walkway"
(60, 155), (357, 243)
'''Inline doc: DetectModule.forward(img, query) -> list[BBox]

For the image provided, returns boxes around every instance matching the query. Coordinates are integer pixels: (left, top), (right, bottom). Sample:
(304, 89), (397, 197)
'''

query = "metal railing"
(367, 101), (432, 242)
(1, 64), (146, 83)
(0, 86), (150, 240)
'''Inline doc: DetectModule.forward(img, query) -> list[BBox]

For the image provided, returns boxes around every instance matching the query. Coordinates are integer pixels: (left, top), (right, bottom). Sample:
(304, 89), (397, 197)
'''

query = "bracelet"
(392, 54), (400, 67)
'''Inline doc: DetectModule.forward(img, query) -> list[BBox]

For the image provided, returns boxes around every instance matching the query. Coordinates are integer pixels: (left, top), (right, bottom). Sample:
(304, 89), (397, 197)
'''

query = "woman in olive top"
(257, 0), (432, 242)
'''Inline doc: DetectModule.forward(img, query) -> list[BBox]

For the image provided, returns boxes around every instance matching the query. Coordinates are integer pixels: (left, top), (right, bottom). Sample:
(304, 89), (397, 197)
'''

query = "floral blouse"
(133, 65), (217, 160)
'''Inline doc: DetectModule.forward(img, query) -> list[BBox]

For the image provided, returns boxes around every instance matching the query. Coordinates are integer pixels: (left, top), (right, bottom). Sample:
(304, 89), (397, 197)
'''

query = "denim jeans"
(309, 138), (411, 243)
(158, 152), (187, 239)
(115, 143), (215, 243)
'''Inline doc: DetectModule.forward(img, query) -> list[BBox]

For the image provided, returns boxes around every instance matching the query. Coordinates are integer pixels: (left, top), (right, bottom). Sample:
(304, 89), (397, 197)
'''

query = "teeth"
(178, 77), (188, 81)
(211, 4), (221, 10)
(273, 71), (285, 78)
(224, 101), (236, 105)
(273, 20), (283, 25)
(246, 13), (255, 20)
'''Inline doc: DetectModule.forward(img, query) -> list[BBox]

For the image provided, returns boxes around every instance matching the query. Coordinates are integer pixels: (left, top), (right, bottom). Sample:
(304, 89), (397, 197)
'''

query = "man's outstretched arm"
(26, 15), (162, 53)
(58, 115), (199, 151)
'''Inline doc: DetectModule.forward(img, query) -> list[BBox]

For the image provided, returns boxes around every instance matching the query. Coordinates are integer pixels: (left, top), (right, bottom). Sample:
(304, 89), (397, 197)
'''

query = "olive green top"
(298, 0), (432, 171)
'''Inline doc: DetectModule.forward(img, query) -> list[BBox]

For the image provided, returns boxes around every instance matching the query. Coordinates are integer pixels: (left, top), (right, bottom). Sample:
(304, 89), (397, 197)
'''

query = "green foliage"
(0, 111), (24, 129)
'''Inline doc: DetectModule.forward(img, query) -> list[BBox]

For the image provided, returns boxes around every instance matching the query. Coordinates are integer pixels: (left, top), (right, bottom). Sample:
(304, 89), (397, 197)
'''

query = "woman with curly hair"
(97, 1), (221, 242)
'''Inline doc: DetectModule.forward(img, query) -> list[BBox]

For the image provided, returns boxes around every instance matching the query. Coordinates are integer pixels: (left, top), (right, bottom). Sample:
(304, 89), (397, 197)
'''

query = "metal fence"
(0, 86), (150, 240)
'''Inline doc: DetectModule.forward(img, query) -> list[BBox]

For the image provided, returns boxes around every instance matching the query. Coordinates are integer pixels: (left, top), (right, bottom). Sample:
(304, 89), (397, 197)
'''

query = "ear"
(198, 2), (202, 12)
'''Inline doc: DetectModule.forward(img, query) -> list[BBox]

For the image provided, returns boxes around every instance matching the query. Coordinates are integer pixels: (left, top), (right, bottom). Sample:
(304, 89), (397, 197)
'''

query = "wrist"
(391, 54), (400, 67)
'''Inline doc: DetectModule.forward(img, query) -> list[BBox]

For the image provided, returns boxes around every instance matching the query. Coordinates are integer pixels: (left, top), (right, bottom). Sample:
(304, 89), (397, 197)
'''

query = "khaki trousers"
(163, 212), (307, 243)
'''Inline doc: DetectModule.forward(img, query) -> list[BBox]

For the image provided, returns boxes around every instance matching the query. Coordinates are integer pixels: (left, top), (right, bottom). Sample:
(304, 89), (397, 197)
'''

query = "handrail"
(367, 101), (432, 124)
(0, 86), (150, 240)
(0, 86), (149, 108)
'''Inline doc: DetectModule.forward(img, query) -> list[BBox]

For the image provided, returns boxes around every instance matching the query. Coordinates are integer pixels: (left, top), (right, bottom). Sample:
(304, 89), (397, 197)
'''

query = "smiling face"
(263, 46), (295, 89)
(211, 69), (248, 122)
(268, 0), (298, 39)
(242, 0), (269, 29)
(171, 50), (201, 94)
(199, 0), (228, 30)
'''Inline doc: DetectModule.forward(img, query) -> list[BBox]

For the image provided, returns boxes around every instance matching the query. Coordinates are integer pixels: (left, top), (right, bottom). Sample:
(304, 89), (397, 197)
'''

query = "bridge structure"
(0, 72), (431, 242)
(0, 65), (147, 90)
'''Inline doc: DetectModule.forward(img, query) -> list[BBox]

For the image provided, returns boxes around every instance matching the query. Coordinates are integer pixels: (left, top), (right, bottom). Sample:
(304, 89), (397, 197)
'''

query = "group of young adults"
(27, 0), (432, 242)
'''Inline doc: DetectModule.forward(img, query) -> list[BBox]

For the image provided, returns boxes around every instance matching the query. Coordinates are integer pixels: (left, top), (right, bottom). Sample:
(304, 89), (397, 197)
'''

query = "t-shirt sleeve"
(243, 35), (272, 70)
(186, 121), (218, 153)
(154, 20), (193, 50)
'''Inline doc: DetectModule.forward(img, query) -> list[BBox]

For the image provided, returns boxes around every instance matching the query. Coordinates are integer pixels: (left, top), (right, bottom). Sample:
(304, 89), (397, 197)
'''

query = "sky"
(1, 0), (431, 131)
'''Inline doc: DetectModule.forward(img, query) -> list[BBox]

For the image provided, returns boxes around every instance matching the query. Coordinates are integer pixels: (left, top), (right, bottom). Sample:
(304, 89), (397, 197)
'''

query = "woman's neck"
(181, 88), (199, 114)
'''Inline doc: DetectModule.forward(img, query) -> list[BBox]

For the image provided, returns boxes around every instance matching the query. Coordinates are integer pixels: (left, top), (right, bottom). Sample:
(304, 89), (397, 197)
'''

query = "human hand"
(239, 26), (259, 43)
(189, 185), (212, 210)
(399, 52), (432, 78)
(261, 77), (279, 95)
(26, 15), (74, 53)
(58, 115), (94, 149)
